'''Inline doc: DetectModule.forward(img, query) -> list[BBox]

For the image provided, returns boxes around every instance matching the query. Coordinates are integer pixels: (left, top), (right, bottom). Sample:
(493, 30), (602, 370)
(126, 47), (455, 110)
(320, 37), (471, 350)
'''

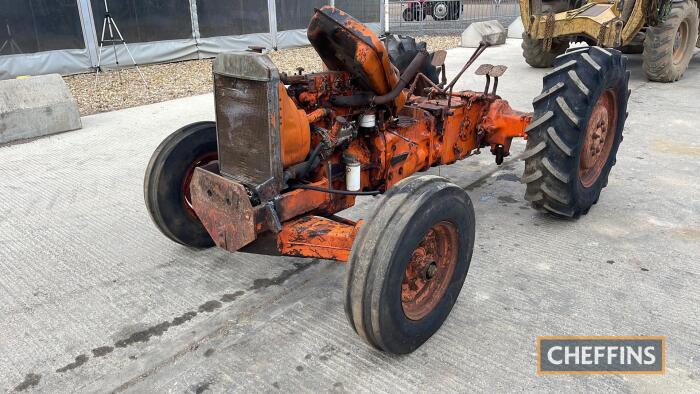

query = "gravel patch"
(64, 36), (461, 116)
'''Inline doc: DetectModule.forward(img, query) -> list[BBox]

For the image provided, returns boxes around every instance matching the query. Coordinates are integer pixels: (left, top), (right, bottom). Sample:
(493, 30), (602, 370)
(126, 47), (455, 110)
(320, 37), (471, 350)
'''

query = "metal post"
(189, 0), (201, 52)
(267, 0), (278, 50)
(77, 0), (100, 69)
(382, 0), (388, 33)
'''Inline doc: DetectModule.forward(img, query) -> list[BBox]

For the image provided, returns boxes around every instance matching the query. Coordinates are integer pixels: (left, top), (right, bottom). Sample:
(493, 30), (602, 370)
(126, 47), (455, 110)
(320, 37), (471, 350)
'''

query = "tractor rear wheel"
(387, 35), (440, 85)
(643, 0), (699, 82)
(522, 46), (630, 217)
(521, 33), (569, 68)
(345, 175), (475, 354)
(144, 121), (218, 248)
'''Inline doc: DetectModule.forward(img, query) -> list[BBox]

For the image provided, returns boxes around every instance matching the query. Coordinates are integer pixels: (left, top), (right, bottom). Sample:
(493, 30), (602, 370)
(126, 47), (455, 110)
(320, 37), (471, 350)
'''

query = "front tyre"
(522, 47), (630, 217)
(345, 176), (476, 354)
(144, 121), (218, 248)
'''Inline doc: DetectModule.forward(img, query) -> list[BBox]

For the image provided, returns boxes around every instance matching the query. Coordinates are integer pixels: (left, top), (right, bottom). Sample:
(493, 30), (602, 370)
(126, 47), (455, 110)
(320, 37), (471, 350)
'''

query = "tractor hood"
(307, 6), (402, 102)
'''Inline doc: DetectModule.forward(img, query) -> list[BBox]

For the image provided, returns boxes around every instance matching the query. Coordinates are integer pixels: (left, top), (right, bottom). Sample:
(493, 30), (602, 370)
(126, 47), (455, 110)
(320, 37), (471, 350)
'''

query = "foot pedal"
(475, 64), (494, 76)
(476, 64), (508, 95)
(431, 50), (448, 67)
(488, 65), (508, 77)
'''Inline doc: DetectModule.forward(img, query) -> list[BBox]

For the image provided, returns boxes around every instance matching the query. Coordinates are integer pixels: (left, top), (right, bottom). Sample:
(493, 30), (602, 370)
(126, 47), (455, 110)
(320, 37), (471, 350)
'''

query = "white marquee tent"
(0, 0), (381, 80)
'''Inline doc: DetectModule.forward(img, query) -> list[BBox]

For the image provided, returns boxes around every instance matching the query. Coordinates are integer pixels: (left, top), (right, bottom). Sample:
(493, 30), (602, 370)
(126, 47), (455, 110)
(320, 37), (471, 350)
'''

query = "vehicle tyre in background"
(643, 0), (699, 82)
(521, 33), (569, 68)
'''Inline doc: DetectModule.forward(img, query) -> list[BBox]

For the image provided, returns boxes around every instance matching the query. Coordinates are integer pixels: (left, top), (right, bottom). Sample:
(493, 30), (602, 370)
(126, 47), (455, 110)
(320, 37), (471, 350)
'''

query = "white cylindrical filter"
(359, 112), (376, 128)
(346, 161), (361, 192)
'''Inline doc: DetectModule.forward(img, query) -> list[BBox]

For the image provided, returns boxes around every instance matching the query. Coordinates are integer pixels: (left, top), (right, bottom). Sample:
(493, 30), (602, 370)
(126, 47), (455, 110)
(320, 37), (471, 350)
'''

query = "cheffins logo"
(537, 336), (665, 374)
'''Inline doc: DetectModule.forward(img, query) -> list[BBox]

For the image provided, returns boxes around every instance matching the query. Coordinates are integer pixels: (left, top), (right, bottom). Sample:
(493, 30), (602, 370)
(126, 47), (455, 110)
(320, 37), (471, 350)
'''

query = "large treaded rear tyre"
(522, 47), (630, 218)
(643, 0), (699, 82)
(521, 33), (569, 68)
(387, 35), (440, 84)
(144, 121), (218, 248)
(345, 175), (475, 354)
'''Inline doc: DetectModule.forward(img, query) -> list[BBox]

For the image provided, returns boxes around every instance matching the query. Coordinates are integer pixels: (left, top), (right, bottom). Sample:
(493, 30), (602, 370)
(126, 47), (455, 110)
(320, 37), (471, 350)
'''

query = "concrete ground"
(1, 39), (699, 393)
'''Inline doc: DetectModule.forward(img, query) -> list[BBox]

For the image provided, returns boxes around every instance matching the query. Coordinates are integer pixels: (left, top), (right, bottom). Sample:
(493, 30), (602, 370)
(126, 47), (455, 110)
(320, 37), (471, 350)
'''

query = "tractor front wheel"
(345, 175), (475, 354)
(144, 121), (218, 248)
(643, 0), (699, 82)
(522, 46), (630, 217)
(521, 33), (569, 68)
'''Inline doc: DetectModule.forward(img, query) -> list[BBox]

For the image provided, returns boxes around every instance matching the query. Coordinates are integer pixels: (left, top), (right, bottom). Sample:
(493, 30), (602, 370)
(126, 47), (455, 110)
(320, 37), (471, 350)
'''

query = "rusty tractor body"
(145, 6), (630, 354)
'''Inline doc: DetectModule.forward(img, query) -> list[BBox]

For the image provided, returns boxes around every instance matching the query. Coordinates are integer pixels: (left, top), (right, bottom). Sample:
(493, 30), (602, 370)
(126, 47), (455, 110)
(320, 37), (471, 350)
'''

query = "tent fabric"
(0, 0), (382, 80)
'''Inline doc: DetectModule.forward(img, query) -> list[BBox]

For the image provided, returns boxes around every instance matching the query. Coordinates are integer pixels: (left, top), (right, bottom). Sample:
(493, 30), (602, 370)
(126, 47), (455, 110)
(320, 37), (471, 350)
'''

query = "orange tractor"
(145, 7), (630, 354)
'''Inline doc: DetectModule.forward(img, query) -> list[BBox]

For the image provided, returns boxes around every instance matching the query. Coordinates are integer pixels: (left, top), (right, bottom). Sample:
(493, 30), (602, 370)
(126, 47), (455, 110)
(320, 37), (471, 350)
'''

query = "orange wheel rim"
(673, 20), (689, 65)
(401, 221), (459, 321)
(182, 153), (218, 218)
(579, 89), (618, 188)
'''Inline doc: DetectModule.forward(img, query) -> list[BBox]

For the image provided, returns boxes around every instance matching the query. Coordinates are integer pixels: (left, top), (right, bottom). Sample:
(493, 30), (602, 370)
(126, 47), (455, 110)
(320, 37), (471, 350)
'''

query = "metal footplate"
(190, 166), (256, 252)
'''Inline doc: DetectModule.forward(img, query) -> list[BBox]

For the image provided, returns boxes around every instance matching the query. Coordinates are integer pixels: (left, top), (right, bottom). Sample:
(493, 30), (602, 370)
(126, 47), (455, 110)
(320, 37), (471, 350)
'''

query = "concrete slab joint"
(0, 74), (82, 145)
(461, 20), (507, 48)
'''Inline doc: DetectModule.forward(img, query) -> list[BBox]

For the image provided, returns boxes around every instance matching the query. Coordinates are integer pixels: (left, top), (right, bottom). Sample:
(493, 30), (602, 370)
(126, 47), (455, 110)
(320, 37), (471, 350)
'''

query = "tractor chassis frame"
(190, 91), (532, 263)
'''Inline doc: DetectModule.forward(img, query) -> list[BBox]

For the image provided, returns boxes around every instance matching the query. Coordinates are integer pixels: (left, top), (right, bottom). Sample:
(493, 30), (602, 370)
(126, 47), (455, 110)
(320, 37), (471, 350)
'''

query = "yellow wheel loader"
(520, 0), (699, 81)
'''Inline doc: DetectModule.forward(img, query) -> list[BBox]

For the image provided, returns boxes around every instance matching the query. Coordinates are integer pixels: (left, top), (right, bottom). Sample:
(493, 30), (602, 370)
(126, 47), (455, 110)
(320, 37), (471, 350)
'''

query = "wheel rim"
(182, 152), (218, 218)
(673, 20), (689, 65)
(579, 89), (618, 188)
(433, 3), (449, 19)
(401, 221), (459, 321)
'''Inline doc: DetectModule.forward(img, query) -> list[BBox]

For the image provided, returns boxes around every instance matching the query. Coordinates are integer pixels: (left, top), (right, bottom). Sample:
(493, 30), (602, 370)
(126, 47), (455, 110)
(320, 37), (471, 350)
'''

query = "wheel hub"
(579, 89), (618, 188)
(401, 221), (459, 321)
(673, 20), (689, 65)
(182, 153), (218, 218)
(433, 3), (448, 19)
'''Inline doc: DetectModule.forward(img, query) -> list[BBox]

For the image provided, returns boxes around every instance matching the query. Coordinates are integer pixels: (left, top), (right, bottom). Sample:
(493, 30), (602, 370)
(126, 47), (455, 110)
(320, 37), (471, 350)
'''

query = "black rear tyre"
(387, 35), (440, 85)
(522, 47), (630, 217)
(144, 121), (218, 248)
(345, 175), (475, 354)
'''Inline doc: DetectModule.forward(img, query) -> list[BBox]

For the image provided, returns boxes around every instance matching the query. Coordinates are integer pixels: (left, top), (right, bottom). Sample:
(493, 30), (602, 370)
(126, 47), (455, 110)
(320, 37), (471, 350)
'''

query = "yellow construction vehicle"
(519, 0), (699, 81)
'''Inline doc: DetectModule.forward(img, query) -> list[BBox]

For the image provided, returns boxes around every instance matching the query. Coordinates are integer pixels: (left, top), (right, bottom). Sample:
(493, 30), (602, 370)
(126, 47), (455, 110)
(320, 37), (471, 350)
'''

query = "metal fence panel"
(387, 0), (519, 35)
(0, 0), (85, 55)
